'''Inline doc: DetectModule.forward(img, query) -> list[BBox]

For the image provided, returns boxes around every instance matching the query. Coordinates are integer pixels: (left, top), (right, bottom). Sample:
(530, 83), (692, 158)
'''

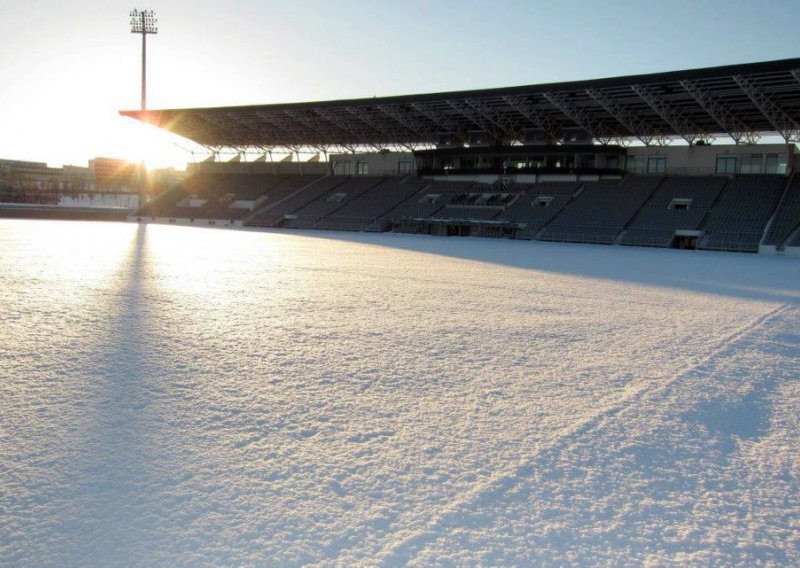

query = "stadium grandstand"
(122, 58), (800, 254)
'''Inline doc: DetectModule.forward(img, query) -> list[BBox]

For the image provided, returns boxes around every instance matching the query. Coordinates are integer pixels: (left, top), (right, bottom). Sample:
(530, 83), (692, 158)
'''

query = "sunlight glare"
(5, 221), (138, 305)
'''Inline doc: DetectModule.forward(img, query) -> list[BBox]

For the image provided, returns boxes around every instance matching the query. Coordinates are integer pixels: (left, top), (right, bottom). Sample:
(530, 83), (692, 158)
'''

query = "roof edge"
(119, 57), (800, 117)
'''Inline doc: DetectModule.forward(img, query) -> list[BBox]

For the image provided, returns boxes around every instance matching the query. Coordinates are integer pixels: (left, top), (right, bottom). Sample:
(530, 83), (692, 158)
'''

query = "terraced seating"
(383, 181), (473, 221)
(620, 176), (726, 247)
(142, 172), (313, 221)
(136, 185), (185, 217)
(139, 172), (797, 254)
(210, 173), (287, 200)
(539, 177), (656, 244)
(202, 201), (253, 221)
(496, 194), (572, 236)
(315, 177), (425, 231)
(246, 176), (349, 227)
(699, 175), (786, 252)
(283, 176), (387, 229)
(523, 181), (580, 195)
(493, 182), (579, 237)
(434, 207), (500, 221)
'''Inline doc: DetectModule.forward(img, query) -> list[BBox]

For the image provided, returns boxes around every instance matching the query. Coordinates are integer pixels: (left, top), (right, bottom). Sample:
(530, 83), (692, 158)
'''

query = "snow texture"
(1, 219), (798, 567)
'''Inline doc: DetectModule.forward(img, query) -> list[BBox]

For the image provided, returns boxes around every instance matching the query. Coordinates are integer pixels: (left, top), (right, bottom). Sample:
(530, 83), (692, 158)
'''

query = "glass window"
(765, 153), (787, 174)
(578, 155), (596, 169)
(606, 156), (620, 169)
(333, 160), (353, 175)
(647, 155), (666, 174)
(715, 155), (737, 175)
(398, 160), (412, 175)
(740, 154), (762, 174)
(626, 155), (646, 174)
(357, 161), (369, 175)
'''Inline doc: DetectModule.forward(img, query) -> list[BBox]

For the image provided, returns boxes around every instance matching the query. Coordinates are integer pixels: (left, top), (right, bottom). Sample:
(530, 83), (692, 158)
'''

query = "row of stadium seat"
(136, 171), (800, 252)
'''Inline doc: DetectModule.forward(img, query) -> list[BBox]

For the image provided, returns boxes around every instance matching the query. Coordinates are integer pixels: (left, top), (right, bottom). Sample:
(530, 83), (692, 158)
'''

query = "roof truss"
(122, 58), (800, 151)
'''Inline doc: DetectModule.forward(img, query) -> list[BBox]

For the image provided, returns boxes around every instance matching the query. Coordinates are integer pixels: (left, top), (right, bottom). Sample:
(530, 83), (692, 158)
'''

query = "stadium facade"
(122, 58), (800, 254)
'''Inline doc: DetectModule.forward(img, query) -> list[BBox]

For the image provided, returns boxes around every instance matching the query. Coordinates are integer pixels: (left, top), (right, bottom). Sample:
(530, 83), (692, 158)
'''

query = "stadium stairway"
(698, 175), (785, 253)
(760, 172), (800, 252)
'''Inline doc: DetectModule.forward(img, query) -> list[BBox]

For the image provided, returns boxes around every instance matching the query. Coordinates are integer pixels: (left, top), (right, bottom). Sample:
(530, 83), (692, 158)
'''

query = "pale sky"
(1, 0), (798, 169)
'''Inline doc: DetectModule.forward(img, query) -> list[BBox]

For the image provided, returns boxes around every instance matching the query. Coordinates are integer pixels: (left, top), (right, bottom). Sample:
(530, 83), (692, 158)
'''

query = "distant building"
(0, 157), (186, 195)
(89, 158), (139, 192)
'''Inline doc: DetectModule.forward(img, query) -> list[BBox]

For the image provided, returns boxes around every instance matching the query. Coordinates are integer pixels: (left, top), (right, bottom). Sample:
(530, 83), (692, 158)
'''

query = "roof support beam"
(501, 95), (559, 142)
(463, 98), (521, 143)
(410, 102), (464, 141)
(196, 112), (262, 147)
(585, 88), (667, 145)
(376, 104), (437, 145)
(283, 109), (343, 147)
(542, 91), (616, 144)
(344, 106), (415, 151)
(680, 80), (759, 144)
(630, 84), (710, 145)
(732, 74), (800, 142)
(313, 108), (383, 151)
(445, 99), (495, 137)
(254, 111), (310, 146)
(443, 98), (521, 143)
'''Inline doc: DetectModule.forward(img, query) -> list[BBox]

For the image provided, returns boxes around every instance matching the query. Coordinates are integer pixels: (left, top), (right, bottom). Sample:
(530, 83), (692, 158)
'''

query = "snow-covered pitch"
(1, 219), (798, 566)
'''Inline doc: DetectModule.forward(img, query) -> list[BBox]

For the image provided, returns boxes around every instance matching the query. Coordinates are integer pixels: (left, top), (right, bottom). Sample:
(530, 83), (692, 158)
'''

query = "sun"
(110, 118), (195, 171)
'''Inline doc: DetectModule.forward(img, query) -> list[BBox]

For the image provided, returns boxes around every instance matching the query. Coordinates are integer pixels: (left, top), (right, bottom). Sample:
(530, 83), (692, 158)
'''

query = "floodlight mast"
(130, 9), (157, 205)
(130, 9), (157, 112)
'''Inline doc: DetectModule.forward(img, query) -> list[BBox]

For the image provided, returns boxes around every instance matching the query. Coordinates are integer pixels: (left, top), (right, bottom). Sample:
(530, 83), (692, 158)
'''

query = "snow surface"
(1, 219), (798, 567)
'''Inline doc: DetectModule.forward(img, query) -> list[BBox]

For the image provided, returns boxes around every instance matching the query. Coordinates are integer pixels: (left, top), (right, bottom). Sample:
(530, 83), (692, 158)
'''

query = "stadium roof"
(121, 58), (800, 152)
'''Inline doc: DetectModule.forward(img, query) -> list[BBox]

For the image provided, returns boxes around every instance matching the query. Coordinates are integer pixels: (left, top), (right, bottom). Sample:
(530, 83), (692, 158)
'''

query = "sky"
(1, 0), (799, 169)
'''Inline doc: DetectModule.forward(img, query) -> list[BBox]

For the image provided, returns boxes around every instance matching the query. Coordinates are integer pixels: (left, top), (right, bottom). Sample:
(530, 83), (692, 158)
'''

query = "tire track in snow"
(371, 303), (790, 566)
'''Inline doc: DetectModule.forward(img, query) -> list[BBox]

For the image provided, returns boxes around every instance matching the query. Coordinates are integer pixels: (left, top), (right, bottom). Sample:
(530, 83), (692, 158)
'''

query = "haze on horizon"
(1, 0), (799, 170)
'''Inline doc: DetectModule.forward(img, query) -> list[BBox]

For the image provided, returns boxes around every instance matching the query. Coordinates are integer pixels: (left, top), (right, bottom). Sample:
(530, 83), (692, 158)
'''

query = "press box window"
(715, 156), (737, 175)
(740, 154), (762, 175)
(356, 161), (369, 175)
(647, 156), (666, 174)
(333, 161), (353, 175)
(765, 153), (787, 174)
(398, 160), (412, 175)
(626, 155), (646, 174)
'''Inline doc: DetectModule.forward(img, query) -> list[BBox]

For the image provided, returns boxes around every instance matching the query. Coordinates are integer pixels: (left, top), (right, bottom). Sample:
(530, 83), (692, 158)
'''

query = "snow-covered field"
(1, 219), (798, 566)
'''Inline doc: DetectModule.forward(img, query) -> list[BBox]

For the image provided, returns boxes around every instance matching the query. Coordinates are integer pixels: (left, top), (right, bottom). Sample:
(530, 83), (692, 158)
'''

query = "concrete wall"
(626, 143), (793, 175)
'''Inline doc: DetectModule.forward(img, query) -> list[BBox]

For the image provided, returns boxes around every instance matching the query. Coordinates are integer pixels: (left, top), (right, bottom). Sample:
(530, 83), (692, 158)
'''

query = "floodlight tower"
(130, 9), (157, 112)
(130, 9), (157, 204)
